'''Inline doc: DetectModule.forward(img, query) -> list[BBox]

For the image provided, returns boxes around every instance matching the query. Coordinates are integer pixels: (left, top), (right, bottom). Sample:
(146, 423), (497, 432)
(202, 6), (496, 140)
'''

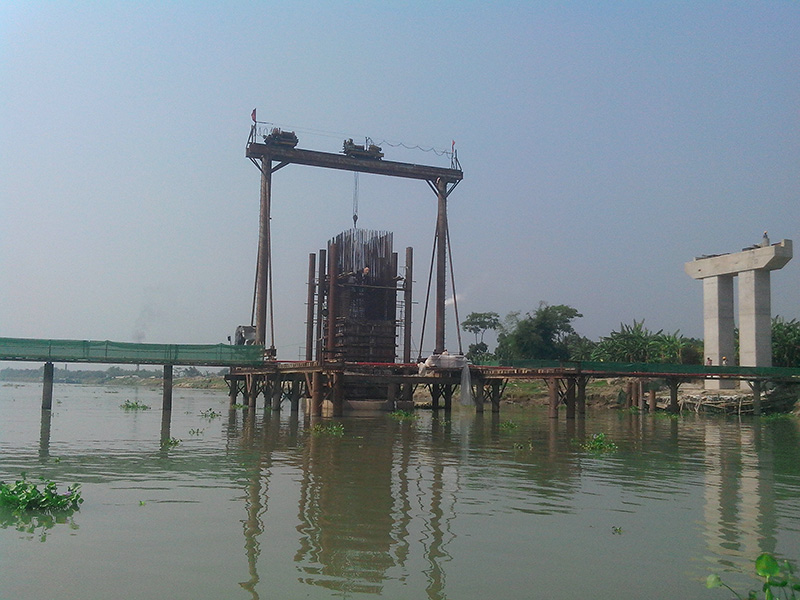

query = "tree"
(461, 312), (500, 362)
(772, 316), (800, 367)
(495, 303), (583, 361)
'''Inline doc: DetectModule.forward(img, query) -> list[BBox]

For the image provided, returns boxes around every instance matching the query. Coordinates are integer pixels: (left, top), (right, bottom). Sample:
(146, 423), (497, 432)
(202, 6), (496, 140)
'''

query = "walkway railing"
(0, 337), (265, 367)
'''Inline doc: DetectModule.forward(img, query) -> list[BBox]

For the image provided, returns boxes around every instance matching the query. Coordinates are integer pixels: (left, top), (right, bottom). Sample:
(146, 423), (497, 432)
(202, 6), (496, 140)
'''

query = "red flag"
(251, 108), (257, 122)
(451, 140), (455, 151)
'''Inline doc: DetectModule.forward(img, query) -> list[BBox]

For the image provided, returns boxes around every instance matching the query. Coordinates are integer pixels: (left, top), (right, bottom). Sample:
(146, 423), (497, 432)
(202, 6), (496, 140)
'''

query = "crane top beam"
(246, 142), (463, 183)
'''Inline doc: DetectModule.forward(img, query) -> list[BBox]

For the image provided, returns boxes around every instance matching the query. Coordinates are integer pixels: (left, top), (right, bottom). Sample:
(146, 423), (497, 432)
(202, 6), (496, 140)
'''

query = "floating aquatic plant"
(578, 432), (618, 453)
(0, 474), (82, 512)
(390, 410), (418, 421)
(310, 422), (344, 437)
(120, 399), (150, 411)
(707, 552), (799, 599)
(199, 408), (222, 419)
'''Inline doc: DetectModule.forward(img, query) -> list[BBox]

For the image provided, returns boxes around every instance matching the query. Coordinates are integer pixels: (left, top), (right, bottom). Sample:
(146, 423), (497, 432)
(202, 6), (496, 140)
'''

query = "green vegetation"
(591, 320), (702, 364)
(499, 420), (519, 431)
(578, 433), (618, 453)
(199, 408), (222, 419)
(161, 437), (181, 449)
(707, 553), (799, 599)
(773, 317), (800, 368)
(390, 409), (418, 421)
(310, 422), (345, 437)
(0, 474), (82, 512)
(495, 303), (584, 362)
(120, 399), (151, 410)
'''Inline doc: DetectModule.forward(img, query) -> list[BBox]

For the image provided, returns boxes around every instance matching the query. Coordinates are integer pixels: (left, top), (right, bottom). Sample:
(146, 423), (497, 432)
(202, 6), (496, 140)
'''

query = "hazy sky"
(2, 2), (798, 358)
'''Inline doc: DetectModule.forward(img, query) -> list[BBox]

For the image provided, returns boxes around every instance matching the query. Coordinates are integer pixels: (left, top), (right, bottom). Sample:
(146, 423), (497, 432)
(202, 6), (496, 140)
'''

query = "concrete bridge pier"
(686, 239), (792, 390)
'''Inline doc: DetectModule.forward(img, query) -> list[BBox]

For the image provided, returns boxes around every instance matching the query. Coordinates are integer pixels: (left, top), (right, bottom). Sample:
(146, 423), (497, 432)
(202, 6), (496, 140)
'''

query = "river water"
(0, 382), (798, 600)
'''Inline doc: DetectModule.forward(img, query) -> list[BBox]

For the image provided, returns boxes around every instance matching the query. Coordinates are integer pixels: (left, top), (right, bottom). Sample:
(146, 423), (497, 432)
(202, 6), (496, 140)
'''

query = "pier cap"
(685, 239), (792, 279)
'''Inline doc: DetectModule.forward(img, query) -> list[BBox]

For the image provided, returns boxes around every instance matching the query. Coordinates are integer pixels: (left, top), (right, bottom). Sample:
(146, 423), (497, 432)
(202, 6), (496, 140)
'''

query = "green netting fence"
(0, 338), (265, 366)
(494, 359), (800, 380)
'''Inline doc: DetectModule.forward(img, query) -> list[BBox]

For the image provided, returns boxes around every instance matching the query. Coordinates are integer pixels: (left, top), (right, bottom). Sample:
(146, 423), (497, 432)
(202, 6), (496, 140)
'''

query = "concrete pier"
(686, 239), (792, 389)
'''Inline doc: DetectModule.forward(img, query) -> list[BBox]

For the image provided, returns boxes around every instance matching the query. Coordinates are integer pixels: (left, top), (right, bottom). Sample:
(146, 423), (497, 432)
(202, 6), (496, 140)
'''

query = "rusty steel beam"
(246, 143), (463, 183)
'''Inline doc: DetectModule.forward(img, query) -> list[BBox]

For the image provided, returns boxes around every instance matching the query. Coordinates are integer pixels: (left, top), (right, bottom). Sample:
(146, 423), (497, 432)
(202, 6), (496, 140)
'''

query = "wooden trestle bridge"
(226, 358), (800, 418)
(2, 337), (798, 417)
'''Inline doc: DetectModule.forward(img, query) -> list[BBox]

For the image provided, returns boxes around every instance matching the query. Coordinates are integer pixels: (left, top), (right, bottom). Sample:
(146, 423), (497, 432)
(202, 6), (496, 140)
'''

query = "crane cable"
(352, 172), (359, 228)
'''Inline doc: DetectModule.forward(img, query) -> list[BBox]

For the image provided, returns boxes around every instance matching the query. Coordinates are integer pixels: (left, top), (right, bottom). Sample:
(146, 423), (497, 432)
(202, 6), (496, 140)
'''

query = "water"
(1, 382), (798, 600)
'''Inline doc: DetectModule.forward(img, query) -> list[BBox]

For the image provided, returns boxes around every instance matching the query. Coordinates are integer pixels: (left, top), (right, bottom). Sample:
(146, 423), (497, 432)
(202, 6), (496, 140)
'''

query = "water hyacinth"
(0, 474), (83, 513)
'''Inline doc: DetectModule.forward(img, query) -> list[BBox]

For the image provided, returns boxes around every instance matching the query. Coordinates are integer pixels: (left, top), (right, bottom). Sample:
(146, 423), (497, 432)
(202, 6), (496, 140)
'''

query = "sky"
(1, 1), (798, 359)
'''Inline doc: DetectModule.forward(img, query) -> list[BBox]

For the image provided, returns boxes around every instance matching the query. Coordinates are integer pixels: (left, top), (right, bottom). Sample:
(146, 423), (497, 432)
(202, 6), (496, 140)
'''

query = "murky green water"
(1, 383), (798, 600)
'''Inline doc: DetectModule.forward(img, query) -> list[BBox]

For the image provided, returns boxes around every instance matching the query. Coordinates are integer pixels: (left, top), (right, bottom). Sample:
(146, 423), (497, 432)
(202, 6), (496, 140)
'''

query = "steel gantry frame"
(245, 124), (463, 358)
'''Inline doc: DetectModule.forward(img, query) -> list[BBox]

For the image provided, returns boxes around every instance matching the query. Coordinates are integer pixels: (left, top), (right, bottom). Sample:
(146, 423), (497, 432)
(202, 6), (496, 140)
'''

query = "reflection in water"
(229, 410), (799, 598)
(703, 420), (777, 571)
(7, 383), (798, 600)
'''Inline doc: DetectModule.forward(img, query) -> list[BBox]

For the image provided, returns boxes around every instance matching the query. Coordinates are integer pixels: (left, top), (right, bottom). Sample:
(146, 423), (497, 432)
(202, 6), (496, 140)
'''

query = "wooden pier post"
(162, 365), (173, 412)
(387, 382), (399, 410)
(247, 375), (257, 409)
(565, 378), (576, 420)
(332, 372), (344, 417)
(311, 370), (322, 416)
(626, 380), (634, 409)
(667, 378), (681, 413)
(290, 377), (300, 412)
(577, 376), (587, 417)
(491, 380), (501, 413)
(41, 361), (54, 410)
(443, 385), (453, 411)
(750, 380), (762, 416)
(431, 385), (441, 410)
(649, 388), (657, 412)
(637, 380), (646, 412)
(474, 379), (484, 413)
(547, 378), (559, 419)
(270, 374), (282, 411)
(228, 369), (238, 406)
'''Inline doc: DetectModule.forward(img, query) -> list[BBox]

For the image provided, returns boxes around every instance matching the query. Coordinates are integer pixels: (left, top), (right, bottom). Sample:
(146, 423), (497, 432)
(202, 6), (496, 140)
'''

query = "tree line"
(461, 304), (800, 368)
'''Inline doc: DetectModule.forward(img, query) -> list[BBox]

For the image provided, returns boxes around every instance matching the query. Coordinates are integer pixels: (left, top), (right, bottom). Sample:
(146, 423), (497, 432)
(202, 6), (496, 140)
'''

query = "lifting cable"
(352, 172), (359, 228)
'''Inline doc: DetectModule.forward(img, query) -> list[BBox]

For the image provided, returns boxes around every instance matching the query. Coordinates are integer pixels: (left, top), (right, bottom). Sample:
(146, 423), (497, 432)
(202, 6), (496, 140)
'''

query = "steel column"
(305, 253), (316, 361)
(256, 157), (272, 347)
(435, 178), (448, 354)
(403, 246), (413, 363)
